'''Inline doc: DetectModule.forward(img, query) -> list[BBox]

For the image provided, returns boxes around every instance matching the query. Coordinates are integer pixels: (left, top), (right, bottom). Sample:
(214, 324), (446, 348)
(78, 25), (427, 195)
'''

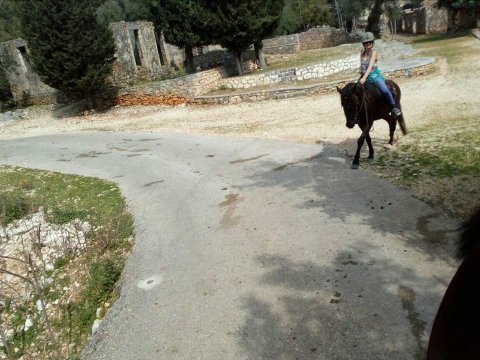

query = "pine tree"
(147, 0), (213, 73)
(205, 0), (284, 75)
(20, 0), (115, 109)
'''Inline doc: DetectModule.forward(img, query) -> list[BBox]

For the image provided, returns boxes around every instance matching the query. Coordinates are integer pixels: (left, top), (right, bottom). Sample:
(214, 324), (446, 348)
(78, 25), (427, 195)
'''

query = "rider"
(358, 32), (402, 117)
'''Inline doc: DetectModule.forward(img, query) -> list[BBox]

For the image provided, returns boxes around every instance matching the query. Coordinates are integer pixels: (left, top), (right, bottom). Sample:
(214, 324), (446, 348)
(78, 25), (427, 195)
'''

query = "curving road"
(0, 132), (458, 359)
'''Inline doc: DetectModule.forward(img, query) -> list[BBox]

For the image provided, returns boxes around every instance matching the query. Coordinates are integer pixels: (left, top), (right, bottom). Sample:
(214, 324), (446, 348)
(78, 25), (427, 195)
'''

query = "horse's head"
(337, 83), (361, 129)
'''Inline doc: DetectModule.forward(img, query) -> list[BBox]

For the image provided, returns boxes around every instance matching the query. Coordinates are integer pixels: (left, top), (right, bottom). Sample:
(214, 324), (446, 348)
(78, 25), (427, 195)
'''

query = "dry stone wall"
(115, 68), (226, 106)
(263, 34), (300, 54)
(299, 26), (350, 51)
(218, 55), (358, 90)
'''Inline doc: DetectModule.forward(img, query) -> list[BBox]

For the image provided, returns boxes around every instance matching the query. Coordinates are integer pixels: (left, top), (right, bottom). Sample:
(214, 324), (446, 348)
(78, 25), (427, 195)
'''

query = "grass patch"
(366, 113), (480, 220)
(264, 43), (358, 71)
(0, 166), (133, 359)
(412, 31), (478, 71)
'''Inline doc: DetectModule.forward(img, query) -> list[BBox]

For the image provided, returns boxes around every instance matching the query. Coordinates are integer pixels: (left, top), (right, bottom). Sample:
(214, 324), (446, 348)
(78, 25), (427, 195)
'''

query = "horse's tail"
(397, 112), (408, 135)
(391, 80), (408, 135)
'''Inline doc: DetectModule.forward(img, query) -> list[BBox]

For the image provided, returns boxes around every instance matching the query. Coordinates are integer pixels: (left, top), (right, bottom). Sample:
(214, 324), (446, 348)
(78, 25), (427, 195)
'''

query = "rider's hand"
(359, 78), (366, 85)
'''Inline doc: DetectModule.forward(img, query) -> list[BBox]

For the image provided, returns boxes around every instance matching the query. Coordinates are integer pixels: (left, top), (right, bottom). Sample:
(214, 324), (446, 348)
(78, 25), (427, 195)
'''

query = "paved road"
(0, 132), (458, 359)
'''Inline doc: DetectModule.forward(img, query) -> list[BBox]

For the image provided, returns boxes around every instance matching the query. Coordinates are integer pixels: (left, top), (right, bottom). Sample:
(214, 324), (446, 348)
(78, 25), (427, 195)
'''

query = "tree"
(147, 0), (213, 73)
(0, 0), (22, 42)
(96, 0), (152, 25)
(366, 0), (384, 36)
(276, 0), (331, 34)
(250, 0), (285, 68)
(20, 0), (115, 109)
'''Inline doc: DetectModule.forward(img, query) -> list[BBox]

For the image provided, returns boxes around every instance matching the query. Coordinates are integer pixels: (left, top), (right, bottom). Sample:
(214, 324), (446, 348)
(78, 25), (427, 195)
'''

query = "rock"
(36, 299), (45, 312)
(92, 319), (102, 335)
(24, 317), (33, 331)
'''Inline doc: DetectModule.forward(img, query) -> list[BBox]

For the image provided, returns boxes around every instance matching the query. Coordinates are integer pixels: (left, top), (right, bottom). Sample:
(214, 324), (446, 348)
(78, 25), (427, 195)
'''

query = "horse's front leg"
(352, 132), (366, 169)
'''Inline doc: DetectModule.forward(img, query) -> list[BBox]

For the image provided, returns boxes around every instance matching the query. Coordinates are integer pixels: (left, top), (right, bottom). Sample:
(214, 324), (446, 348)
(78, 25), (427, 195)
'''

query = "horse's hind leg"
(387, 117), (396, 145)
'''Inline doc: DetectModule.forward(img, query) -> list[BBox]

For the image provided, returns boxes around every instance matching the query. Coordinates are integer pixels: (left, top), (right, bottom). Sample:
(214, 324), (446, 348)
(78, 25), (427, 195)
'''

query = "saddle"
(362, 81), (397, 103)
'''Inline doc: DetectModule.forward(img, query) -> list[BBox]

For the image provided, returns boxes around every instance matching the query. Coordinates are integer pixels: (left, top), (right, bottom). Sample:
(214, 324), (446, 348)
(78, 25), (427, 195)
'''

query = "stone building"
(0, 38), (56, 104)
(402, 6), (448, 34)
(109, 21), (163, 84)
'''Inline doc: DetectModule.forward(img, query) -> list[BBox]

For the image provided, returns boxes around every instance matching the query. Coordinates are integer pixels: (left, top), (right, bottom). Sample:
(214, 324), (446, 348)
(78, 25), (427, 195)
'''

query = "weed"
(0, 193), (34, 226)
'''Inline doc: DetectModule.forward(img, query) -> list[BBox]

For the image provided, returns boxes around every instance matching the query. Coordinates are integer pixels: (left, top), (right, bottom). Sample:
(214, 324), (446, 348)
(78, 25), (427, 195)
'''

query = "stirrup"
(392, 108), (402, 117)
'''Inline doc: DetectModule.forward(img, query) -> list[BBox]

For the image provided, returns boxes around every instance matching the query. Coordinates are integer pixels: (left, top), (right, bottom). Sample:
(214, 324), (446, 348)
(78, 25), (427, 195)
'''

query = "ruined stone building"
(109, 21), (164, 84)
(0, 38), (56, 104)
(0, 21), (176, 103)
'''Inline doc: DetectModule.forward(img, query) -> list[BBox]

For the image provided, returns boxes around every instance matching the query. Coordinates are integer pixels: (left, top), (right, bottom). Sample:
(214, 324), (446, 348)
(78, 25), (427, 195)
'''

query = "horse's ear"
(336, 86), (342, 93)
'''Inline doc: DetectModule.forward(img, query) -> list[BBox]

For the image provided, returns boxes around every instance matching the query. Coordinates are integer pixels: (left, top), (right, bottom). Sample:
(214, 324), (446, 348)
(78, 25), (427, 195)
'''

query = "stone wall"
(426, 8), (448, 33)
(191, 61), (436, 105)
(402, 7), (448, 34)
(0, 38), (56, 104)
(218, 54), (358, 90)
(109, 21), (163, 85)
(115, 68), (226, 106)
(263, 34), (300, 54)
(299, 26), (349, 51)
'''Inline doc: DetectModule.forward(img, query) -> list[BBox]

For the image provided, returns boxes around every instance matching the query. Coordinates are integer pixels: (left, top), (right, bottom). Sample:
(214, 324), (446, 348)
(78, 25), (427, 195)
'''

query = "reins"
(355, 84), (373, 137)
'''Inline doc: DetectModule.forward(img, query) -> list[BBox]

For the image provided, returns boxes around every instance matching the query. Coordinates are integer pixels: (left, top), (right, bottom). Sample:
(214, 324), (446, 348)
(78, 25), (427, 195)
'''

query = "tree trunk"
(366, 0), (384, 38)
(84, 88), (94, 110)
(254, 41), (267, 69)
(184, 46), (195, 74)
(234, 50), (243, 76)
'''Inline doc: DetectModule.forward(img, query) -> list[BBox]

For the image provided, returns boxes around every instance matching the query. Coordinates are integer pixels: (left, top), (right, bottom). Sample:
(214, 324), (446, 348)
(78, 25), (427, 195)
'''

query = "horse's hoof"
(367, 157), (374, 163)
(351, 163), (359, 169)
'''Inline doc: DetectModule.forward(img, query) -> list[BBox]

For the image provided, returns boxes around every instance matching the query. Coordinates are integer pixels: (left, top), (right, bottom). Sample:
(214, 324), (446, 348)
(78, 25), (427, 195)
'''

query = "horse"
(427, 207), (480, 359)
(337, 80), (408, 169)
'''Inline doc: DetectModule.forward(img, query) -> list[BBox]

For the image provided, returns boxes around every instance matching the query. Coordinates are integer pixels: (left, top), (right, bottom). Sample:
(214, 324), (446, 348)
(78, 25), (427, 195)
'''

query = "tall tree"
(205, 0), (288, 75)
(251, 0), (285, 68)
(0, 0), (22, 42)
(96, 0), (151, 25)
(20, 0), (115, 109)
(276, 0), (331, 34)
(147, 0), (213, 73)
(366, 0), (384, 36)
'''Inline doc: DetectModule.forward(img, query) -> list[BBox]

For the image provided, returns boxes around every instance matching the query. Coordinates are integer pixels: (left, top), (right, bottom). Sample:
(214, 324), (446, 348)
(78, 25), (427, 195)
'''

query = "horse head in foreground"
(427, 206), (480, 359)
(337, 80), (408, 169)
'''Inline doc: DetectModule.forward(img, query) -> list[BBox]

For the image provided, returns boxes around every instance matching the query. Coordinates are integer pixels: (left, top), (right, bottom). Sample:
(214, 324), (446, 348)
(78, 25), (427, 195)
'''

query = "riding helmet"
(362, 32), (375, 43)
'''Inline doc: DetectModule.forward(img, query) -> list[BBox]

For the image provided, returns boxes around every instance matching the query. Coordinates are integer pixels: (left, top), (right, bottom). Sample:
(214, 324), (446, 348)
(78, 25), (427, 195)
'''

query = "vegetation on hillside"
(0, 166), (134, 359)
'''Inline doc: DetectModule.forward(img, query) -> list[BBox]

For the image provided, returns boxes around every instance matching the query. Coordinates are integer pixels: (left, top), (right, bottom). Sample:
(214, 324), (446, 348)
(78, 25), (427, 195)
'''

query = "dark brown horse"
(337, 80), (408, 169)
(427, 207), (480, 359)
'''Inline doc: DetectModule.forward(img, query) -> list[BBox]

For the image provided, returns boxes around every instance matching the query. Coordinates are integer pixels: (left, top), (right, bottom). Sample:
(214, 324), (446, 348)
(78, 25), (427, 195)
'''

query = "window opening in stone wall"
(132, 29), (142, 67)
(18, 46), (32, 73)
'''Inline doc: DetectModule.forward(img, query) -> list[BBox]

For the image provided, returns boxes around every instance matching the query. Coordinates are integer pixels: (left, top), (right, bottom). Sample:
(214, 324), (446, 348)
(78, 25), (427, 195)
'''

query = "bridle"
(354, 84), (372, 136)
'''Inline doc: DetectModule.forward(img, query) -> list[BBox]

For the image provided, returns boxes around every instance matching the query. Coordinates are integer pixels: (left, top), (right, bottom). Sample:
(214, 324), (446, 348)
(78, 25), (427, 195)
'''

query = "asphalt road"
(0, 132), (459, 359)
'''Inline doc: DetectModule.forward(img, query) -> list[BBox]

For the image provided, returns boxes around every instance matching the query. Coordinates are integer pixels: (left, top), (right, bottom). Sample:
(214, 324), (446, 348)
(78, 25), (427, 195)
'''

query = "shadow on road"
(237, 242), (447, 359)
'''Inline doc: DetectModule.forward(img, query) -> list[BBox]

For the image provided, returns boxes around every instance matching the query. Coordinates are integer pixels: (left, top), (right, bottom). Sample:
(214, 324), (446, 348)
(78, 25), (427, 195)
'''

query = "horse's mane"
(457, 207), (480, 259)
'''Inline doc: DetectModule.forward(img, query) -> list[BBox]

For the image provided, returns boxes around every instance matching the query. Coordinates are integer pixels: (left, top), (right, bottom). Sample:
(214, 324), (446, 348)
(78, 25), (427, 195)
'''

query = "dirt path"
(0, 39), (477, 158)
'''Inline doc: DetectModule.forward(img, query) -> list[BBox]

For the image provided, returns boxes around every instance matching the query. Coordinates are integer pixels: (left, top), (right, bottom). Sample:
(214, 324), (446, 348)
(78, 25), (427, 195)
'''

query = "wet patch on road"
(144, 180), (164, 187)
(230, 154), (269, 164)
(273, 154), (322, 171)
(219, 193), (243, 229)
(398, 285), (427, 359)
(77, 151), (110, 158)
